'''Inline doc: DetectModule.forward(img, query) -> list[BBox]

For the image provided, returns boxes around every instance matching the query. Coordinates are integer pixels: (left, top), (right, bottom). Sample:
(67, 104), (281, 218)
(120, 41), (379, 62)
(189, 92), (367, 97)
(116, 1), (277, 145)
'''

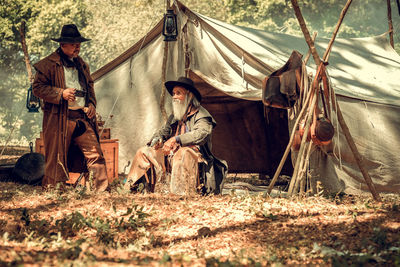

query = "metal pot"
(12, 142), (45, 185)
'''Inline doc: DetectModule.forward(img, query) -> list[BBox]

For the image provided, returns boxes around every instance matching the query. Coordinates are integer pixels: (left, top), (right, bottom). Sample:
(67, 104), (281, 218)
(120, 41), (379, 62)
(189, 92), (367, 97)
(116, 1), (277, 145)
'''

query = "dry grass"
(0, 181), (399, 266)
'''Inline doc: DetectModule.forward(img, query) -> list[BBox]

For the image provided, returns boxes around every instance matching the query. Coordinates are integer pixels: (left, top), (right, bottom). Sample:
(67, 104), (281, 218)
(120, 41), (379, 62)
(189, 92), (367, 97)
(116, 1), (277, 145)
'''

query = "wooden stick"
(322, 0), (353, 62)
(289, 62), (324, 195)
(291, 0), (321, 66)
(296, 138), (313, 195)
(387, 0), (395, 48)
(304, 32), (318, 65)
(288, 94), (316, 195)
(267, 78), (313, 194)
(19, 21), (34, 83)
(291, 0), (381, 201)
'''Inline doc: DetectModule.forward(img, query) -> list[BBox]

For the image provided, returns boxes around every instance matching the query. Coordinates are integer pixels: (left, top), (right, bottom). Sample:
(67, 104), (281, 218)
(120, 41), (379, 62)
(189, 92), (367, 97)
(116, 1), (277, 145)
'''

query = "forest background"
(1, 0), (399, 145)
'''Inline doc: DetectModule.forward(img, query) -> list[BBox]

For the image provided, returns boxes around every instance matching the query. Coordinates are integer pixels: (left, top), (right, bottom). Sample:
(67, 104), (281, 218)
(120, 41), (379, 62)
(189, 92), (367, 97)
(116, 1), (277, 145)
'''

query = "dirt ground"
(0, 181), (399, 266)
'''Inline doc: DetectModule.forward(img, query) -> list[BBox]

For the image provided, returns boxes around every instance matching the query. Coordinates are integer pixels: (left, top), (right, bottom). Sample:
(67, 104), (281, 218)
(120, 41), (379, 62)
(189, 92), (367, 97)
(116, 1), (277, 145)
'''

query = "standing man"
(33, 24), (108, 191)
(125, 77), (228, 195)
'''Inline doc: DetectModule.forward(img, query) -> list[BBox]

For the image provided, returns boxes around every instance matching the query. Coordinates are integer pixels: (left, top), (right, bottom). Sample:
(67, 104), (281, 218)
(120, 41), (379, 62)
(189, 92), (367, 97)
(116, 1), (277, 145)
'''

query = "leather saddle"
(262, 50), (303, 109)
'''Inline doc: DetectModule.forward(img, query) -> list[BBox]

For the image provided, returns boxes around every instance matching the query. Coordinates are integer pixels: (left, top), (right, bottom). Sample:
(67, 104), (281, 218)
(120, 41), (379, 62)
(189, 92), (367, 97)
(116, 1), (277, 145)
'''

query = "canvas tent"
(93, 1), (400, 194)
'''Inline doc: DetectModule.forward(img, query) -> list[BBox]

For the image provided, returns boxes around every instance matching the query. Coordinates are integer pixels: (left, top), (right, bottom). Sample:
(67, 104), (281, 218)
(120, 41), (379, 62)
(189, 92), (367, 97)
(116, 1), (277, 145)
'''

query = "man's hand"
(162, 137), (179, 155)
(63, 88), (76, 102)
(85, 103), (96, 119)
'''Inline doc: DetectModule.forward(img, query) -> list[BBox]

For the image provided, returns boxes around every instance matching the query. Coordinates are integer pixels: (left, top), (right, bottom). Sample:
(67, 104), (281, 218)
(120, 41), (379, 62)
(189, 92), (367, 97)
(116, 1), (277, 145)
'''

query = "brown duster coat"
(33, 50), (98, 186)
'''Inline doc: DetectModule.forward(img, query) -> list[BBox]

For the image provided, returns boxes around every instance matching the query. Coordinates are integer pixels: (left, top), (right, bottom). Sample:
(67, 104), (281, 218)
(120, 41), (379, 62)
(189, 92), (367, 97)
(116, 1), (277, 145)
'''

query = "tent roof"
(92, 2), (400, 192)
(92, 2), (400, 107)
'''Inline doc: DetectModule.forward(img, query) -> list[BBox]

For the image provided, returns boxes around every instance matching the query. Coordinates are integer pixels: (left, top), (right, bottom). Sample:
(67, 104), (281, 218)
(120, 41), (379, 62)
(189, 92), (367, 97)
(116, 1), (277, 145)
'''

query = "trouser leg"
(170, 147), (202, 195)
(125, 146), (165, 190)
(73, 120), (108, 192)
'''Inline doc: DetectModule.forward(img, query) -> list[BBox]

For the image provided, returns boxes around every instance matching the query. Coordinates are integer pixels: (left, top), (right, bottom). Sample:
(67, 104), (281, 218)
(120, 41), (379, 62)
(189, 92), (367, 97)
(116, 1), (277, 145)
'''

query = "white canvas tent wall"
(93, 2), (400, 194)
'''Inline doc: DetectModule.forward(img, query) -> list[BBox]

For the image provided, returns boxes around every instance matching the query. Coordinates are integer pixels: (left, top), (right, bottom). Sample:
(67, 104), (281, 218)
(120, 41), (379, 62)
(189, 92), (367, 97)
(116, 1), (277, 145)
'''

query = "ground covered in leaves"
(0, 181), (399, 266)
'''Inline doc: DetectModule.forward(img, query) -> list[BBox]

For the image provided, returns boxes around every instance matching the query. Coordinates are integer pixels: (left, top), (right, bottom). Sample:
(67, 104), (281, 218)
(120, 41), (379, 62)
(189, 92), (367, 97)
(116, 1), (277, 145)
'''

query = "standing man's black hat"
(165, 77), (202, 102)
(51, 24), (90, 43)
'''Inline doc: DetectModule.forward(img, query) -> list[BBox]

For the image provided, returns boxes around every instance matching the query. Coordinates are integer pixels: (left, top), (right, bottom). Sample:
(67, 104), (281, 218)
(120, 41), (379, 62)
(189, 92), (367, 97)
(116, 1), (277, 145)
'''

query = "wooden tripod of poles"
(268, 0), (381, 202)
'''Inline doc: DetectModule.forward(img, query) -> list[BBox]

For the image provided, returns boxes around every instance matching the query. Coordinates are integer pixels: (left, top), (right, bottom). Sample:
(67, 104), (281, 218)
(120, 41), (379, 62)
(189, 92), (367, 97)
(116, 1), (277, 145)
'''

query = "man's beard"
(172, 95), (190, 121)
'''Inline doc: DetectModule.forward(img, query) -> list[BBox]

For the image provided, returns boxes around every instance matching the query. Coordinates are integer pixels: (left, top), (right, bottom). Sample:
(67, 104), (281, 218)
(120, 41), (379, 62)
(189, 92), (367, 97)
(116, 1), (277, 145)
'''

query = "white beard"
(172, 96), (190, 121)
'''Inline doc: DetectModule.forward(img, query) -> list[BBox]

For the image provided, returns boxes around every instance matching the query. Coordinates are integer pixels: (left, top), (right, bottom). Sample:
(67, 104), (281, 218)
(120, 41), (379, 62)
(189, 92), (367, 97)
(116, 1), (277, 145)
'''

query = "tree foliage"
(0, 0), (399, 144)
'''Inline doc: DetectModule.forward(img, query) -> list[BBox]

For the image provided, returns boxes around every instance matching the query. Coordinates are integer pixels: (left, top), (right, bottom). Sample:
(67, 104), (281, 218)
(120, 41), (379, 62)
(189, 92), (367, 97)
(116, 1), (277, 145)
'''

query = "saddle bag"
(262, 50), (303, 109)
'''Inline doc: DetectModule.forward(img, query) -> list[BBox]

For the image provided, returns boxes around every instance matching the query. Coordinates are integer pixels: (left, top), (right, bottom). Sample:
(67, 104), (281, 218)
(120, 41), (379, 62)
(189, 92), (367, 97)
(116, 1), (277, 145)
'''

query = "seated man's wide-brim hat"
(165, 76), (202, 102)
(51, 24), (90, 43)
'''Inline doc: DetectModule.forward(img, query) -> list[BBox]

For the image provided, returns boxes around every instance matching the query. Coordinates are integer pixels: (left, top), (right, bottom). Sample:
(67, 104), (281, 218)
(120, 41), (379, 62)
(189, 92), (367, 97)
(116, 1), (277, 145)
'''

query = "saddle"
(262, 50), (303, 109)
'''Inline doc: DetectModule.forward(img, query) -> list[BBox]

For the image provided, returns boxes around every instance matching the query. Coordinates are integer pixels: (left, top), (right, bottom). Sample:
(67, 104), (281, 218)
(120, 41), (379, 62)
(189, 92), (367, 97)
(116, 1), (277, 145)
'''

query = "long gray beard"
(172, 96), (190, 121)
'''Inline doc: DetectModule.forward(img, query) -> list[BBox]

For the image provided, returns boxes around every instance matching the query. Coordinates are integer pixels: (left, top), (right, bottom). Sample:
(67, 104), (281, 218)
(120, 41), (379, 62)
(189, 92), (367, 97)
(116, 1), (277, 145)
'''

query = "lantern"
(26, 84), (40, 112)
(162, 9), (178, 42)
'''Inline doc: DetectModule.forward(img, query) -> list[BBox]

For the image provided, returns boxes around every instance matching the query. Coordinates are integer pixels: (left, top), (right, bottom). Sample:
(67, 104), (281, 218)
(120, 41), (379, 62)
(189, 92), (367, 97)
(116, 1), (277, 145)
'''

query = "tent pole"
(183, 24), (190, 77)
(387, 0), (395, 48)
(322, 0), (353, 62)
(160, 0), (173, 122)
(160, 42), (169, 122)
(291, 0), (381, 202)
(303, 32), (317, 65)
(291, 1), (321, 66)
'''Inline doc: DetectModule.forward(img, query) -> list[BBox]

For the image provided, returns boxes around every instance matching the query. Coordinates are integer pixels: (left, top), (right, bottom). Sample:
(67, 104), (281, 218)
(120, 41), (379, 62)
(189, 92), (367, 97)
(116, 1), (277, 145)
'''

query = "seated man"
(124, 77), (228, 195)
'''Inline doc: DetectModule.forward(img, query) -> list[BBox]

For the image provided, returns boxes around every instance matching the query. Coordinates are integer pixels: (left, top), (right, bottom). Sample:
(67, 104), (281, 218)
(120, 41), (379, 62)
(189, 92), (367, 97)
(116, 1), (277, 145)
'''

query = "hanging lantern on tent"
(162, 9), (178, 42)
(26, 84), (40, 112)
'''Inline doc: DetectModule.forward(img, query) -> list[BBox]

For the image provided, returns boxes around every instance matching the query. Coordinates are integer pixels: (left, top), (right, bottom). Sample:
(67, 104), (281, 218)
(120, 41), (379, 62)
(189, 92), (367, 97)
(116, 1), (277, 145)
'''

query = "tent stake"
(291, 0), (381, 202)
(387, 0), (395, 48)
